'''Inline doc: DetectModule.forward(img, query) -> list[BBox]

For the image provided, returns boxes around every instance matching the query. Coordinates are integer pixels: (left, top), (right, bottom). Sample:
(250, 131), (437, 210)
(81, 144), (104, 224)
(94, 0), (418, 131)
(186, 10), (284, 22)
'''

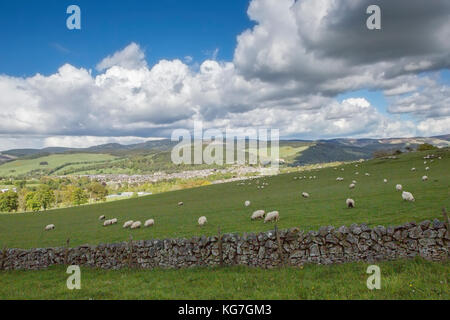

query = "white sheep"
(352, 180), (357, 184)
(123, 220), (134, 229)
(131, 221), (142, 229)
(402, 191), (415, 202)
(365, 173), (370, 176)
(349, 183), (356, 189)
(44, 224), (55, 231)
(145, 219), (155, 227)
(98, 215), (106, 221)
(244, 200), (251, 207)
(302, 192), (310, 198)
(103, 219), (112, 227)
(111, 218), (118, 225)
(336, 177), (344, 181)
(251, 210), (265, 220)
(383, 179), (388, 183)
(411, 168), (416, 171)
(396, 184), (403, 191)
(355, 172), (359, 175)
(346, 198), (355, 208)
(422, 176), (428, 181)
(178, 201), (184, 206)
(425, 167), (430, 171)
(264, 211), (279, 223)
(198, 216), (207, 226)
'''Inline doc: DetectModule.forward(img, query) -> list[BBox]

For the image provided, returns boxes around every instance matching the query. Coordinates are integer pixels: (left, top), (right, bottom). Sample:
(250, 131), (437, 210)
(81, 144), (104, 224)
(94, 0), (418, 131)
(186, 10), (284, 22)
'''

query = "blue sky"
(0, 0), (448, 149)
(0, 0), (253, 76)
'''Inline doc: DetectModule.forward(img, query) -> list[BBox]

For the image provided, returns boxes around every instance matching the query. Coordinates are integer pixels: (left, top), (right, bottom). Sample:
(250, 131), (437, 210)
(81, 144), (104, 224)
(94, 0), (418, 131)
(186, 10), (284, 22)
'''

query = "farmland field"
(0, 153), (118, 177)
(0, 149), (448, 249)
(0, 149), (448, 300)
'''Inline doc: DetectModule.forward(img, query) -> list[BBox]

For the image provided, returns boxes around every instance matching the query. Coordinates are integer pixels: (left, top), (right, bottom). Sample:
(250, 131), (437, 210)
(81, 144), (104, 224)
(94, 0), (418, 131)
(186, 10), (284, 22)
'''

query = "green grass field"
(0, 258), (447, 299)
(0, 153), (117, 177)
(0, 149), (448, 249)
(0, 149), (448, 299)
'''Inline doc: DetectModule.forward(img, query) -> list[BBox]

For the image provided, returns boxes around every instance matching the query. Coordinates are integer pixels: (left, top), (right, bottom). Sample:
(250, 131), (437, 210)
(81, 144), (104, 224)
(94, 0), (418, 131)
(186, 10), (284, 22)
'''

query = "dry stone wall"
(1, 219), (448, 271)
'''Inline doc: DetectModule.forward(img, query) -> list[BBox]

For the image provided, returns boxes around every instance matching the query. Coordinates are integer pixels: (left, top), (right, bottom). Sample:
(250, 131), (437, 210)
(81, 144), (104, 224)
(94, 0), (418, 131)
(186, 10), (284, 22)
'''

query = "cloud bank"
(0, 0), (449, 149)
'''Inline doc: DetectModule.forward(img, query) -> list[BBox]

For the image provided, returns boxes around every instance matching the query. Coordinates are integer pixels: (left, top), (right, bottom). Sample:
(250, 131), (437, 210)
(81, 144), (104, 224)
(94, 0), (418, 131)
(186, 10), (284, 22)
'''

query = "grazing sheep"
(411, 168), (416, 171)
(352, 180), (357, 184)
(365, 173), (370, 176)
(178, 201), (184, 206)
(346, 198), (355, 208)
(302, 192), (310, 198)
(336, 177), (344, 181)
(383, 179), (388, 183)
(131, 221), (142, 229)
(264, 211), (279, 223)
(396, 184), (403, 191)
(349, 183), (356, 189)
(98, 215), (106, 221)
(145, 219), (155, 227)
(251, 210), (265, 220)
(425, 167), (430, 171)
(198, 216), (207, 226)
(44, 224), (55, 231)
(422, 176), (428, 181)
(103, 219), (112, 227)
(244, 200), (251, 207)
(111, 218), (118, 225)
(402, 191), (415, 202)
(355, 172), (359, 175)
(424, 161), (427, 164)
(123, 220), (134, 229)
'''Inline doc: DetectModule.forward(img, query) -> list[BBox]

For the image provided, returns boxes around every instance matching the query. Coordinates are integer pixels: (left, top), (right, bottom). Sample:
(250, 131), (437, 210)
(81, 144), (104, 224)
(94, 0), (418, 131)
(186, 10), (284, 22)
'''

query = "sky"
(0, 0), (449, 150)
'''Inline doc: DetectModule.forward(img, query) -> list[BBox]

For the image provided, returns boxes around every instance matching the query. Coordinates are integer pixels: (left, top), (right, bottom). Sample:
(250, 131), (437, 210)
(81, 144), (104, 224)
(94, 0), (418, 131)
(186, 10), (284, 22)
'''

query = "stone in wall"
(0, 220), (448, 271)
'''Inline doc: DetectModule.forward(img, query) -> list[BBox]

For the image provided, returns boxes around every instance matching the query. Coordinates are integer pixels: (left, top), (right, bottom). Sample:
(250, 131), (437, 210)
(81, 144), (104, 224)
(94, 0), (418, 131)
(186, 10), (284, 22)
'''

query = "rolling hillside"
(0, 148), (448, 249)
(1, 135), (448, 178)
(0, 153), (118, 177)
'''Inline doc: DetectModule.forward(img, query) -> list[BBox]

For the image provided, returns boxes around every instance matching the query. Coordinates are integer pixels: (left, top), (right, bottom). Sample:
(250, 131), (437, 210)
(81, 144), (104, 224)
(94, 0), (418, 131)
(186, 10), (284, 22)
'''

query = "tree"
(87, 182), (108, 202)
(25, 192), (41, 212)
(71, 187), (88, 206)
(37, 185), (55, 210)
(417, 143), (437, 151)
(0, 190), (19, 212)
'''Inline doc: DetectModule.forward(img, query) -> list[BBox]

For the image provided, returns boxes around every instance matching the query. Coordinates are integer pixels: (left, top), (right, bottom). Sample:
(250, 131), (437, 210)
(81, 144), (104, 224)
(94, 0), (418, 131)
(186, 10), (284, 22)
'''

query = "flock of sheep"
(43, 153), (441, 232)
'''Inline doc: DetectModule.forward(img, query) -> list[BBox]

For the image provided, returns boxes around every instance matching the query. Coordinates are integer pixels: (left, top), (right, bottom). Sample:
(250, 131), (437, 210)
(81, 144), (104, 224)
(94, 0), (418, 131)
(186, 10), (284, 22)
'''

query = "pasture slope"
(0, 153), (117, 177)
(0, 148), (448, 299)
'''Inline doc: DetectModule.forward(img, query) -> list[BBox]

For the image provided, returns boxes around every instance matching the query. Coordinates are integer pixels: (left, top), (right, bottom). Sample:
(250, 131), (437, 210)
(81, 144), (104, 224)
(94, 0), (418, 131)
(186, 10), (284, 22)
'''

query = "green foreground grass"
(0, 258), (448, 299)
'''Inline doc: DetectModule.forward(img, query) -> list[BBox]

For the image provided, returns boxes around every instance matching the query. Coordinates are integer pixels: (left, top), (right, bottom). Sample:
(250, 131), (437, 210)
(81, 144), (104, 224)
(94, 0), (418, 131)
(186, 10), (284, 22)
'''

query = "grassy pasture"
(0, 149), (448, 249)
(0, 153), (117, 177)
(0, 258), (447, 299)
(0, 149), (448, 300)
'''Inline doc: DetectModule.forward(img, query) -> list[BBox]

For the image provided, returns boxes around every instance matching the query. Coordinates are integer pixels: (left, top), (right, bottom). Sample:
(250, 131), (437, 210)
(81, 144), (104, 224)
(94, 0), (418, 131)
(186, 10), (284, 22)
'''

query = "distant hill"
(0, 135), (449, 172)
(292, 136), (450, 165)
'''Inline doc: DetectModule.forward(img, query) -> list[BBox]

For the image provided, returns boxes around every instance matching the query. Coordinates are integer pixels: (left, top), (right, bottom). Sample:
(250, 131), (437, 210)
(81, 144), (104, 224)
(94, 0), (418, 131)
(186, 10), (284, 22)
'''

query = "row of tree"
(0, 180), (108, 213)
